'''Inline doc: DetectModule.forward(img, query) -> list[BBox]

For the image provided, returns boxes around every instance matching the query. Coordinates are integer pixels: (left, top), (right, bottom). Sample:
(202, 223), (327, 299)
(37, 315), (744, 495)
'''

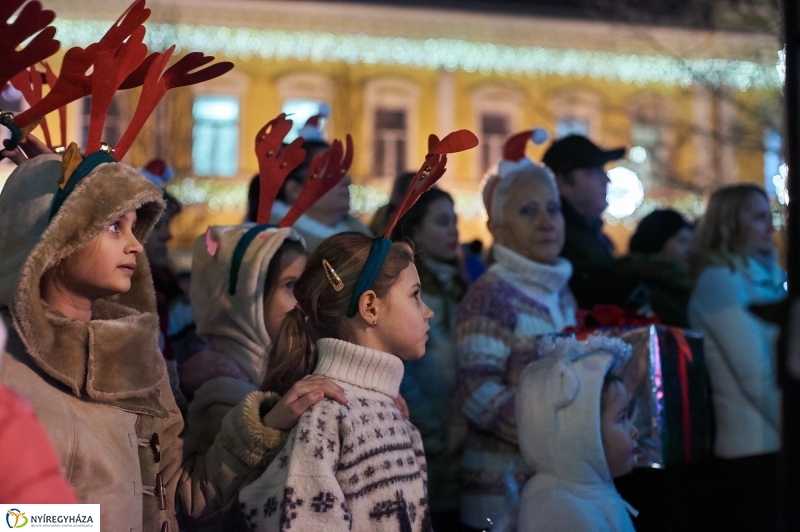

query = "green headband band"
(345, 237), (392, 318)
(49, 151), (116, 221)
(228, 223), (277, 295)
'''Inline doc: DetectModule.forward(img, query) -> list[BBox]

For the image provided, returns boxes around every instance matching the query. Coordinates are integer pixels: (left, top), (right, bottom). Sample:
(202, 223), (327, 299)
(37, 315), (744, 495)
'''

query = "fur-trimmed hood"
(191, 225), (304, 385)
(0, 154), (167, 415)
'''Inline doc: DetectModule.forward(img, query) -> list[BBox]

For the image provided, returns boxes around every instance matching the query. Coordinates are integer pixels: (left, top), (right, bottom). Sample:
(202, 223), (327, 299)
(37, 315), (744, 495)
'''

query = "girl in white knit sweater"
(240, 232), (435, 532)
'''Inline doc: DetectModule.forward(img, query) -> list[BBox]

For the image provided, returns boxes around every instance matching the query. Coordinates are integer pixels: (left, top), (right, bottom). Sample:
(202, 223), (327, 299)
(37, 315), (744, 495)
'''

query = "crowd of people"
(0, 3), (787, 531)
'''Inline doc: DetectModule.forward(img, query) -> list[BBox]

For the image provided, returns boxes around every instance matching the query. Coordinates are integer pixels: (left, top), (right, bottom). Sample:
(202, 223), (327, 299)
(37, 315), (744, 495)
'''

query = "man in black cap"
(543, 134), (647, 309)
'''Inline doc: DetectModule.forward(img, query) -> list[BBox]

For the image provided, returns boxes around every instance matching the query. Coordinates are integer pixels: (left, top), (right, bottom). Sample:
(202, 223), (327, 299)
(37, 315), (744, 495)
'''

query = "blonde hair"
(689, 184), (769, 279)
(261, 232), (413, 395)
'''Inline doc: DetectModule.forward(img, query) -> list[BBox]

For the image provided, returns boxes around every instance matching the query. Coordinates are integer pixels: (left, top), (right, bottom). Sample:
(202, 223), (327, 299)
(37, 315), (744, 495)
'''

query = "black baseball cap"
(542, 135), (626, 174)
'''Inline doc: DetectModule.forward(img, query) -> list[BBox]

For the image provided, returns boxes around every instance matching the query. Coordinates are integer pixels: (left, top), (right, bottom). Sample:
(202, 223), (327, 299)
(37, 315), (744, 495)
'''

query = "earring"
(371, 320), (378, 328)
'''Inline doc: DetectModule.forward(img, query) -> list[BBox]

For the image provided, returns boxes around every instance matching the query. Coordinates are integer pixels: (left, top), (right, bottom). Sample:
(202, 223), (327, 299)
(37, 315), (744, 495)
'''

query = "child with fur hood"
(516, 336), (639, 532)
(0, 149), (347, 531)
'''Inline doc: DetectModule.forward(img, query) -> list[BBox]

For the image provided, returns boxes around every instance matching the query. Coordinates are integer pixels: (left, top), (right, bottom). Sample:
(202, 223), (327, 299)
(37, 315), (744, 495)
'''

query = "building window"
(550, 89), (601, 141)
(282, 99), (327, 142)
(363, 78), (420, 182)
(373, 109), (407, 178)
(192, 95), (239, 177)
(480, 113), (510, 174)
(81, 95), (123, 149)
(555, 118), (588, 139)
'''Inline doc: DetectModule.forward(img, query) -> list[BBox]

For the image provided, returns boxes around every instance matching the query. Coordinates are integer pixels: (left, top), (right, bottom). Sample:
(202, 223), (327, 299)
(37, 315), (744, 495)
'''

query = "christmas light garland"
(52, 19), (781, 91)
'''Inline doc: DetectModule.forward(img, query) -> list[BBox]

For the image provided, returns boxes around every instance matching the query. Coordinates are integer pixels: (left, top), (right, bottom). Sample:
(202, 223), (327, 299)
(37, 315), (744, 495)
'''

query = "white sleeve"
(690, 267), (780, 428)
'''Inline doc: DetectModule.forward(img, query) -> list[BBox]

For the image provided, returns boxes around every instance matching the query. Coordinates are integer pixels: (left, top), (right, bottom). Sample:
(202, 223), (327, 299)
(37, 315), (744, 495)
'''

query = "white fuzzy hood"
(516, 336), (636, 532)
(517, 348), (614, 484)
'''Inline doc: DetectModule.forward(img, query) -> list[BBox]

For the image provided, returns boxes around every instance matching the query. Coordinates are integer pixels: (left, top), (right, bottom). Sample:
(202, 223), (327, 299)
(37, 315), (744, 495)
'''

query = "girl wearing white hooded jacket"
(516, 336), (638, 532)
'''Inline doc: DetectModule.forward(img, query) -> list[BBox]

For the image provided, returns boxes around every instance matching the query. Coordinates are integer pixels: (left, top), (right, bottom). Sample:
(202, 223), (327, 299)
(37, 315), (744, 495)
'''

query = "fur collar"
(0, 155), (168, 416)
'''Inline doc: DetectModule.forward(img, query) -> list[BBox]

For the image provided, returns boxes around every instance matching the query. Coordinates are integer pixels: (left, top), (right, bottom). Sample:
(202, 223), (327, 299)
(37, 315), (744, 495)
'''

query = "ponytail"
(261, 307), (316, 395)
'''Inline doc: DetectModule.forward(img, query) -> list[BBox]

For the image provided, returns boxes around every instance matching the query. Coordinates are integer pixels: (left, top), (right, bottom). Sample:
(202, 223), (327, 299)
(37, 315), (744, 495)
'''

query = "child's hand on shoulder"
(261, 375), (348, 431)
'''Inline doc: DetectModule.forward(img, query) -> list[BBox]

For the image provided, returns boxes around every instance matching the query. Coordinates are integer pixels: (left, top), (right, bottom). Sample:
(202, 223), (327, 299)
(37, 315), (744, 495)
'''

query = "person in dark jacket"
(542, 135), (647, 310)
(619, 209), (694, 327)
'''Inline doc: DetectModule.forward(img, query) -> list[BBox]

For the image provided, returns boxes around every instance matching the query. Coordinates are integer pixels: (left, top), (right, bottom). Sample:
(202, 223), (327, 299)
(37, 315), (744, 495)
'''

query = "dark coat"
(560, 199), (648, 310)
(617, 253), (692, 327)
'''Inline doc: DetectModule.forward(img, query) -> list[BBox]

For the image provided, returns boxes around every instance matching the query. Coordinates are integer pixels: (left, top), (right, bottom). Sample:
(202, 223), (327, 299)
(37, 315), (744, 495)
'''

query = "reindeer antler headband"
(344, 130), (479, 318)
(0, 0), (234, 219)
(226, 113), (354, 295)
(0, 0), (59, 152)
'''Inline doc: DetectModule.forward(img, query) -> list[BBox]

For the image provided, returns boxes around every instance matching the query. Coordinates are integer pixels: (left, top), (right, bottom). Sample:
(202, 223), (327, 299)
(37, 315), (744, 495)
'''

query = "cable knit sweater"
(239, 338), (431, 532)
(456, 244), (577, 528)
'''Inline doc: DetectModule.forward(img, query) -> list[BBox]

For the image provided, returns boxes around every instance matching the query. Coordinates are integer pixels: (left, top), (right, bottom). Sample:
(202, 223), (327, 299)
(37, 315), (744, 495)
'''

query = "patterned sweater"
(456, 244), (577, 528)
(239, 338), (431, 532)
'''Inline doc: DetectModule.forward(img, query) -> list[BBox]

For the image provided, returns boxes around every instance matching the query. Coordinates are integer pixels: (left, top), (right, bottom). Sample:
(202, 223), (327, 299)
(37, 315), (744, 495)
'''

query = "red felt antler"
(0, 1), (59, 89)
(278, 134), (354, 228)
(85, 25), (148, 154)
(10, 66), (53, 147)
(13, 0), (150, 133)
(87, 0), (150, 57)
(384, 129), (478, 238)
(113, 49), (234, 160)
(253, 114), (306, 225)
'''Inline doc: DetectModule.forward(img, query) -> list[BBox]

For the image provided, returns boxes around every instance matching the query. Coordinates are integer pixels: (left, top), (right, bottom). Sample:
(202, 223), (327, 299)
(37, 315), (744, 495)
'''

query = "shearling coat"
(0, 155), (287, 532)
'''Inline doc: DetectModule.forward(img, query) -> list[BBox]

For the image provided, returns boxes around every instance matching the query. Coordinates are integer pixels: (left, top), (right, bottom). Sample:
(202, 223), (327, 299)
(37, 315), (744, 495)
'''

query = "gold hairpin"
(323, 259), (344, 292)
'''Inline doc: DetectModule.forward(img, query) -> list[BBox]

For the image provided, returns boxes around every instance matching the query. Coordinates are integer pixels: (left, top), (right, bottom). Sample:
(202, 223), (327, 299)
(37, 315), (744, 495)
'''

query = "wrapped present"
(544, 310), (711, 468)
(571, 325), (711, 468)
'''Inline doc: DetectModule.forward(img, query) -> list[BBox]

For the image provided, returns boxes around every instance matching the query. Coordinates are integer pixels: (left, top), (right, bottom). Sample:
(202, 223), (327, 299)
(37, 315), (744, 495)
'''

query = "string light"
(51, 19), (781, 91)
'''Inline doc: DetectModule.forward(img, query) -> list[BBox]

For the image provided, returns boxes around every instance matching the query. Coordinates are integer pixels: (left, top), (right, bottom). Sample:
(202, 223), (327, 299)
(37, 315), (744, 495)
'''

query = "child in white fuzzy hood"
(516, 336), (639, 532)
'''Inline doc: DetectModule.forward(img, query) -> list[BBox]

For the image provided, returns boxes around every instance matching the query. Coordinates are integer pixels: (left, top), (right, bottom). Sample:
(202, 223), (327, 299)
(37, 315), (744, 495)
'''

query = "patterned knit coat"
(239, 338), (431, 532)
(456, 244), (577, 528)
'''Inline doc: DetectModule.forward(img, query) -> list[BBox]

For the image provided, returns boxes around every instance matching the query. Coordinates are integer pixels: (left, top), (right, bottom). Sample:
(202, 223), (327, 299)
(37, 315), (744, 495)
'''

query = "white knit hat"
(482, 127), (556, 223)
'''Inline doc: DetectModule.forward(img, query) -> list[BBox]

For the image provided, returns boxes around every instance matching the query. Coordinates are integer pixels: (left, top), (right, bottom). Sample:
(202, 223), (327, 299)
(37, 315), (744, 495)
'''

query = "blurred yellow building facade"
(1, 0), (783, 260)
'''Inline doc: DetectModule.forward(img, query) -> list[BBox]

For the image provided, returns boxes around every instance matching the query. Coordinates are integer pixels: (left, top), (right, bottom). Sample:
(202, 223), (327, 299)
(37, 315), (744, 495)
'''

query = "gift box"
(610, 325), (710, 468)
(544, 322), (711, 468)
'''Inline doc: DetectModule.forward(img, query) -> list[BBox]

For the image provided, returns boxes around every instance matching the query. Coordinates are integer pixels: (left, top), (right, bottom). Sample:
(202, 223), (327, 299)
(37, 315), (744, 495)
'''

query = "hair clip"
(323, 259), (344, 292)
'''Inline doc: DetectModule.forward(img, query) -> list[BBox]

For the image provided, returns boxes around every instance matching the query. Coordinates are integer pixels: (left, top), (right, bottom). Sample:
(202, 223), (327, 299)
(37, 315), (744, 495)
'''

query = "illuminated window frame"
(189, 69), (248, 178)
(470, 85), (522, 178)
(277, 72), (335, 141)
(550, 88), (601, 141)
(363, 78), (420, 182)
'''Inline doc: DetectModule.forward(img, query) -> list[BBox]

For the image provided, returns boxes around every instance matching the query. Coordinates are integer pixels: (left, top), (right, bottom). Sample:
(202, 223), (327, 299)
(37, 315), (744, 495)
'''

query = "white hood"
(516, 335), (636, 532)
(517, 345), (616, 484)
